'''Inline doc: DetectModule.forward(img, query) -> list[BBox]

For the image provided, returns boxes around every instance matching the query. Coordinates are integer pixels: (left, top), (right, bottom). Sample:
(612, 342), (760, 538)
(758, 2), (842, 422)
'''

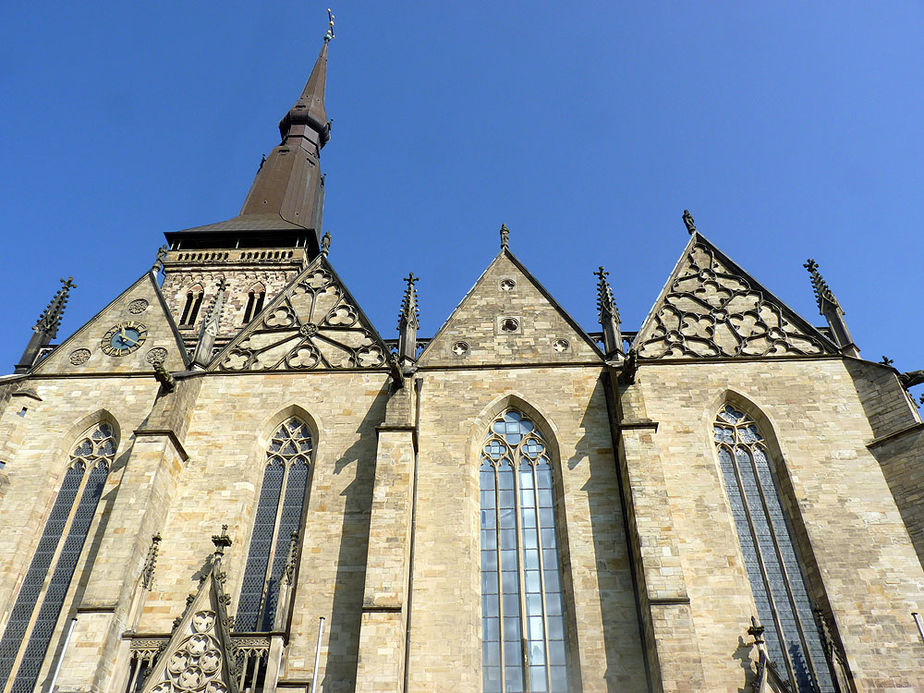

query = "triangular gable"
(33, 272), (189, 375)
(211, 254), (388, 371)
(141, 563), (239, 693)
(633, 233), (837, 359)
(418, 249), (603, 367)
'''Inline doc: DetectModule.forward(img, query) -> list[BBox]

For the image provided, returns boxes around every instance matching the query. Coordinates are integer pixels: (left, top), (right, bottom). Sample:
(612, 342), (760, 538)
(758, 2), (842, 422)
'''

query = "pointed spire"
(594, 266), (623, 357)
(804, 259), (859, 357)
(321, 231), (332, 256)
(500, 224), (510, 250)
(192, 279), (228, 369)
(14, 277), (76, 373)
(398, 273), (420, 364)
(278, 40), (331, 145)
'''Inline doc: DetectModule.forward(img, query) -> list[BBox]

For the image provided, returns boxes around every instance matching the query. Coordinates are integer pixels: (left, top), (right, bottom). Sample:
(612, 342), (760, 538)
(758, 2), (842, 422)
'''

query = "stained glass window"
(480, 409), (568, 693)
(0, 422), (117, 690)
(714, 405), (834, 693)
(236, 417), (313, 632)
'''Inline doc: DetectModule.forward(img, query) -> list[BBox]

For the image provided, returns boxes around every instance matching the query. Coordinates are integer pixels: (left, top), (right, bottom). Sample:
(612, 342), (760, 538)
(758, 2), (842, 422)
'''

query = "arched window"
(242, 283), (266, 324)
(714, 405), (834, 692)
(236, 417), (313, 632)
(180, 285), (204, 326)
(0, 422), (117, 689)
(480, 409), (568, 693)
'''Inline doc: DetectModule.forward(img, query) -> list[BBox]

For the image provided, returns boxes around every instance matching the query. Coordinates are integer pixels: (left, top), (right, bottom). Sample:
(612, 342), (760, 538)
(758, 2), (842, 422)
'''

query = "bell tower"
(158, 29), (334, 355)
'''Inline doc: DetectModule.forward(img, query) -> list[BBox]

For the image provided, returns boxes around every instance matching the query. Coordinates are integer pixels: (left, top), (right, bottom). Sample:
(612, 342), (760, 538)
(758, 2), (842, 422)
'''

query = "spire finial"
(325, 8), (335, 42)
(35, 277), (76, 337)
(804, 258), (859, 357)
(803, 258), (840, 312)
(682, 209), (697, 235)
(191, 279), (228, 369)
(321, 231), (332, 256)
(398, 273), (420, 330)
(500, 224), (510, 250)
(211, 524), (232, 559)
(594, 266), (623, 357)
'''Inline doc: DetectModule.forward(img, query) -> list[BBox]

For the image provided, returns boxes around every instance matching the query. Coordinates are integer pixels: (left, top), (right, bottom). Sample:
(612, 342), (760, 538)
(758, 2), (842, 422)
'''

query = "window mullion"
(728, 443), (799, 687)
(532, 463), (552, 693)
(493, 464), (505, 693)
(746, 443), (821, 691)
(512, 457), (529, 692)
(257, 462), (290, 627)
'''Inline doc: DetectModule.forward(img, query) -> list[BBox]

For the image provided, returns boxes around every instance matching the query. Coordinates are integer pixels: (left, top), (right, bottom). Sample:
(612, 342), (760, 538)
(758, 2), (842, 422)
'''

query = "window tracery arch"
(180, 284), (204, 326)
(714, 404), (834, 692)
(242, 282), (266, 324)
(236, 417), (313, 632)
(0, 422), (117, 690)
(480, 409), (568, 693)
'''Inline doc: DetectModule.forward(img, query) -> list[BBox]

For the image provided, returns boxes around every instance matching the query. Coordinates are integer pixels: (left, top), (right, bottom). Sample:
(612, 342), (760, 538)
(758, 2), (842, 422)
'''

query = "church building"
(0, 22), (922, 693)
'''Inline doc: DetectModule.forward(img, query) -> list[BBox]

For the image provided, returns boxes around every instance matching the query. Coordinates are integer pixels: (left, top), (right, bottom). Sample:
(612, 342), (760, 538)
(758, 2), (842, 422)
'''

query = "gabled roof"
(209, 253), (389, 372)
(632, 232), (838, 359)
(418, 248), (603, 367)
(32, 271), (189, 375)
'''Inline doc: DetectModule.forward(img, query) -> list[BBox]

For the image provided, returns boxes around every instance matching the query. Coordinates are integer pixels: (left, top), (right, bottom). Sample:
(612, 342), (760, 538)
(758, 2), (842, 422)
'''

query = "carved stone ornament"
(217, 263), (387, 371)
(146, 347), (169, 365)
(636, 239), (834, 359)
(452, 341), (469, 356)
(553, 339), (569, 353)
(129, 298), (150, 314)
(69, 348), (91, 365)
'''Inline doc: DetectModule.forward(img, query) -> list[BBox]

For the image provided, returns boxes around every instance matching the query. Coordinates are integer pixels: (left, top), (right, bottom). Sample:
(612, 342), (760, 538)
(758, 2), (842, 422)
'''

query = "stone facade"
(1, 36), (922, 693)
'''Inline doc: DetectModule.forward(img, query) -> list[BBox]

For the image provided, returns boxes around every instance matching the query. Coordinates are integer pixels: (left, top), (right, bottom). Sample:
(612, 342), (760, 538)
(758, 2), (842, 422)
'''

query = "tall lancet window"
(480, 409), (568, 693)
(0, 422), (117, 690)
(236, 417), (313, 632)
(714, 405), (834, 693)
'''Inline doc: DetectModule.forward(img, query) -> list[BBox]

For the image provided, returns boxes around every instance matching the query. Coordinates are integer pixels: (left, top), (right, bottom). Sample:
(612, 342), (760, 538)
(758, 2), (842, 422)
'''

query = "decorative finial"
(594, 266), (620, 325)
(211, 524), (232, 558)
(500, 224), (510, 250)
(153, 245), (168, 274)
(284, 530), (300, 584)
(747, 616), (765, 644)
(880, 356), (894, 367)
(325, 8), (335, 42)
(682, 209), (697, 235)
(321, 231), (331, 256)
(141, 533), (162, 589)
(34, 277), (76, 337)
(398, 273), (420, 330)
(803, 258), (840, 312)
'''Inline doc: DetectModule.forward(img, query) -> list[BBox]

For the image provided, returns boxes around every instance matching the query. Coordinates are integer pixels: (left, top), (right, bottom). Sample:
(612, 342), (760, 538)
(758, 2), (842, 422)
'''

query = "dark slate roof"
(168, 214), (312, 236)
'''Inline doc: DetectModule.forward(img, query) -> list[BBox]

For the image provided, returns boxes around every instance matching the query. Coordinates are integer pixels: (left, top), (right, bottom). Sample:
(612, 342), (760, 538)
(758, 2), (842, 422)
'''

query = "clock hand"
(119, 328), (138, 346)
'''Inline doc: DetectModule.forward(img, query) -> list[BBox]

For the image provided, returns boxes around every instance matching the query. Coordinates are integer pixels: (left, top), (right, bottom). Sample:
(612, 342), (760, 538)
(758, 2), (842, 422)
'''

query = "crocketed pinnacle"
(35, 277), (76, 338)
(594, 267), (620, 325)
(804, 259), (840, 313)
(398, 273), (420, 330)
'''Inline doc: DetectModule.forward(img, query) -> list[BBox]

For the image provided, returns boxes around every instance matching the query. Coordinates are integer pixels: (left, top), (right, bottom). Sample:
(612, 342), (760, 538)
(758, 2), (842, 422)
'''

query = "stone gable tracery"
(634, 237), (836, 359)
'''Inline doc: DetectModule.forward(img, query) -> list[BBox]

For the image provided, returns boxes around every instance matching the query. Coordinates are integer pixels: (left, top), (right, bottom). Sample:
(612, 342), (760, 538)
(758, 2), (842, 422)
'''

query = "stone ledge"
(133, 427), (189, 462)
(867, 421), (924, 449)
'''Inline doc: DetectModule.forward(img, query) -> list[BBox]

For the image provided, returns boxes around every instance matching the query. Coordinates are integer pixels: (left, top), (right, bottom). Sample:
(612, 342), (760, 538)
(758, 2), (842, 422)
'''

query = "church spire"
(277, 40), (331, 146)
(804, 259), (859, 358)
(14, 277), (76, 373)
(397, 273), (420, 365)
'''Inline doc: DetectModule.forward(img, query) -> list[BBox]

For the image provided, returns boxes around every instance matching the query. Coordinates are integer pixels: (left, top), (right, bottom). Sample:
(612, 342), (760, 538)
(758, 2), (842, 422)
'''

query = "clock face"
(101, 321), (148, 356)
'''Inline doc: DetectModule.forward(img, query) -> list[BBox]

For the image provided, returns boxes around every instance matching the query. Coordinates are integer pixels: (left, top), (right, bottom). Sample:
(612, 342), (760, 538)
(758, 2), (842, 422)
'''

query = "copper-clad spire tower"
(166, 27), (333, 255)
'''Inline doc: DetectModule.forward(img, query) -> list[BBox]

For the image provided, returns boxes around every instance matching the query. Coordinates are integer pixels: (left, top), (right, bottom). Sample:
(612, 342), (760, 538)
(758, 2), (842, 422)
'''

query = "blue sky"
(1, 2), (921, 392)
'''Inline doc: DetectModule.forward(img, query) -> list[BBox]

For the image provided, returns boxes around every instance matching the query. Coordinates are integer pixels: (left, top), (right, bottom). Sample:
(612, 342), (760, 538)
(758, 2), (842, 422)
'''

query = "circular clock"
(101, 321), (148, 356)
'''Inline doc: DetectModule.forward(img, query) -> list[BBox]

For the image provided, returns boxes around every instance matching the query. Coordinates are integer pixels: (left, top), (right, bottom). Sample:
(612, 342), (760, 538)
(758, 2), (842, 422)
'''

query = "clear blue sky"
(1, 3), (921, 392)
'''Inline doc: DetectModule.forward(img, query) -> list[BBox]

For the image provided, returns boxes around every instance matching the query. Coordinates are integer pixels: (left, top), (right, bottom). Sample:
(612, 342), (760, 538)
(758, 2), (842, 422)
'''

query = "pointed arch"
(236, 408), (316, 633)
(712, 399), (835, 692)
(180, 283), (204, 326)
(242, 281), (267, 324)
(0, 420), (119, 688)
(475, 396), (571, 692)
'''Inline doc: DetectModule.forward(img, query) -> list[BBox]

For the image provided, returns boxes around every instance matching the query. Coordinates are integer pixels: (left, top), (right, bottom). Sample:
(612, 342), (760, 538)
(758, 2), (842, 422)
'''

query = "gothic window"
(0, 422), (117, 690)
(714, 405), (834, 692)
(480, 409), (568, 693)
(180, 285), (204, 326)
(242, 283), (266, 324)
(235, 417), (313, 632)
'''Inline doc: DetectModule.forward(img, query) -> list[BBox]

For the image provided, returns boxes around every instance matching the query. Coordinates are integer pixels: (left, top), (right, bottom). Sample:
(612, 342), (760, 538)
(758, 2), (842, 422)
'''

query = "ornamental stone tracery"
(636, 240), (834, 359)
(217, 266), (386, 371)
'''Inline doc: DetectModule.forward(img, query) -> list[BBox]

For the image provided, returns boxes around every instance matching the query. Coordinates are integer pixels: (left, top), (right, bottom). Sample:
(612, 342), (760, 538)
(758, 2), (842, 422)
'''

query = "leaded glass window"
(0, 422), (117, 690)
(714, 405), (834, 692)
(236, 417), (313, 632)
(480, 409), (568, 693)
